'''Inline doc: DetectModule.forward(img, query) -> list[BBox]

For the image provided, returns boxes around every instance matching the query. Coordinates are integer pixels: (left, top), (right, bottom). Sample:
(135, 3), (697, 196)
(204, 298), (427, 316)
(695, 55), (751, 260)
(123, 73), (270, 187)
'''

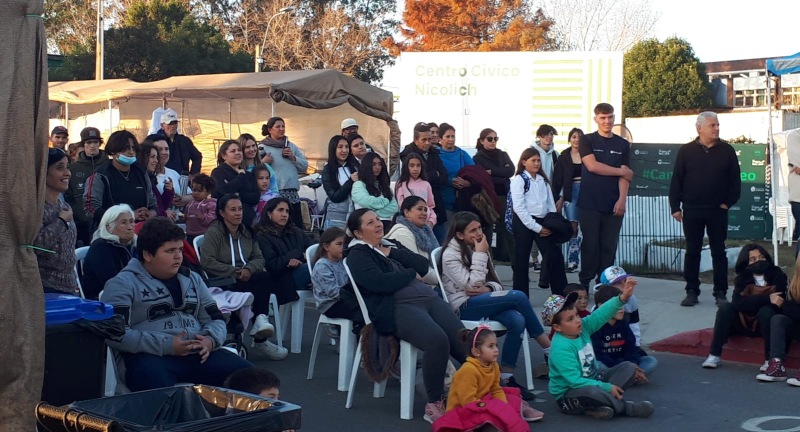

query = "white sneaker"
(251, 340), (288, 360)
(760, 360), (769, 372)
(702, 354), (721, 368)
(249, 314), (275, 339)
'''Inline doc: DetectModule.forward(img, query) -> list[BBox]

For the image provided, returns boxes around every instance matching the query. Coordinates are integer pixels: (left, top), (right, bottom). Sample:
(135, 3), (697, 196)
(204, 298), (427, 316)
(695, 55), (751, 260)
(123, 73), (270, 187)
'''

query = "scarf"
(395, 215), (438, 254)
(262, 136), (289, 149)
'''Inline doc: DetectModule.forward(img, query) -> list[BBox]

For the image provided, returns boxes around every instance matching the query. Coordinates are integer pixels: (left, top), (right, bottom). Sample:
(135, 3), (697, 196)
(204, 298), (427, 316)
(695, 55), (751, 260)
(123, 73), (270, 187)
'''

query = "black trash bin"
(42, 293), (114, 407)
(36, 385), (301, 432)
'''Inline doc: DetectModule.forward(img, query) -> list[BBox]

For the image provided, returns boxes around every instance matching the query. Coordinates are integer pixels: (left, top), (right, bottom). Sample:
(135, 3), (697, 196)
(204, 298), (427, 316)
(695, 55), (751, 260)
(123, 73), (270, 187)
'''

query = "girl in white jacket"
(441, 211), (551, 401)
(510, 148), (568, 295)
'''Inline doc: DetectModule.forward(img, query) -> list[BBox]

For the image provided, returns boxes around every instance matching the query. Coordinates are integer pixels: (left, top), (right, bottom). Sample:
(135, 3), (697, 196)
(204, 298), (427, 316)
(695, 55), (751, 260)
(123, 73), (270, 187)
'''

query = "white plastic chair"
(343, 258), (420, 420)
(74, 246), (90, 299)
(305, 244), (358, 391)
(431, 247), (534, 391)
(193, 234), (283, 348)
(279, 247), (316, 353)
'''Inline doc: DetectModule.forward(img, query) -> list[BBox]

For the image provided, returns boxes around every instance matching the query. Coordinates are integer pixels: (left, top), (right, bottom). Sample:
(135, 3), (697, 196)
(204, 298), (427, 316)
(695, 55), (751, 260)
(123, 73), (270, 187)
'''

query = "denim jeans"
(459, 290), (545, 369)
(292, 263), (311, 290)
(123, 349), (253, 392)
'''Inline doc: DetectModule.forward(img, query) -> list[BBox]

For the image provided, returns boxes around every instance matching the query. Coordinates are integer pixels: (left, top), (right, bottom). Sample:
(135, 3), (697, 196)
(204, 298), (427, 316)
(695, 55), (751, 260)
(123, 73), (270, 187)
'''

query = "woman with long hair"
(756, 254), (800, 384)
(260, 117), (309, 227)
(255, 197), (314, 296)
(321, 135), (359, 229)
(472, 128), (514, 261)
(351, 152), (397, 232)
(210, 140), (260, 227)
(238, 133), (279, 195)
(394, 153), (436, 228)
(139, 141), (175, 219)
(437, 123), (474, 217)
(702, 243), (787, 370)
(553, 128), (585, 273)
(441, 211), (551, 402)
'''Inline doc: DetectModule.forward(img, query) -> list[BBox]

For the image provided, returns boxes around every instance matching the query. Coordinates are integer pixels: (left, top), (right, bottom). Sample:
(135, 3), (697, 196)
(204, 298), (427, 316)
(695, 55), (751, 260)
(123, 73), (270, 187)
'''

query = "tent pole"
(108, 100), (113, 134)
(65, 103), (69, 130)
(766, 65), (778, 261)
(228, 101), (232, 139)
(271, 100), (275, 118)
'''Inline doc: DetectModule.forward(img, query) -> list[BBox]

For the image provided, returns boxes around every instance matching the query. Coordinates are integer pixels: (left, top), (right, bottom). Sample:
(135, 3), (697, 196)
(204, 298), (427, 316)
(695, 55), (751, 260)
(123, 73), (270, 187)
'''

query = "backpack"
(504, 173), (530, 234)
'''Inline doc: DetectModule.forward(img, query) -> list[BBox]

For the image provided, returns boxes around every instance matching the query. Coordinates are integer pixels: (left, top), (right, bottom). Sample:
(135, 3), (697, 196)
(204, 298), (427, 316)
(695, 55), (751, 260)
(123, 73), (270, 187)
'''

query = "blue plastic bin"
(44, 293), (113, 325)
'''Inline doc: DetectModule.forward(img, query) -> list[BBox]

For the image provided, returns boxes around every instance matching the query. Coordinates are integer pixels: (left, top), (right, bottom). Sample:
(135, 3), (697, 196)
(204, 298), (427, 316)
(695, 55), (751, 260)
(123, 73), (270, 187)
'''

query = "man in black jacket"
(157, 111), (203, 175)
(669, 112), (741, 307)
(399, 123), (449, 242)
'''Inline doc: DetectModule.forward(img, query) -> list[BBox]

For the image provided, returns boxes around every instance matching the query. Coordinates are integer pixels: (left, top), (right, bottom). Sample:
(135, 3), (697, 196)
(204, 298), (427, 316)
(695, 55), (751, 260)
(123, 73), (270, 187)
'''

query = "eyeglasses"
(485, 136), (499, 143)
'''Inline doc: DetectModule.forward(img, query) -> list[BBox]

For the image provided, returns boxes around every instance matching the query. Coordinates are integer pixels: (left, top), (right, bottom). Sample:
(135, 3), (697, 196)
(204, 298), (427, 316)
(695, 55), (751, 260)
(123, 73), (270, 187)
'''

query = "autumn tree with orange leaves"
(385, 0), (562, 54)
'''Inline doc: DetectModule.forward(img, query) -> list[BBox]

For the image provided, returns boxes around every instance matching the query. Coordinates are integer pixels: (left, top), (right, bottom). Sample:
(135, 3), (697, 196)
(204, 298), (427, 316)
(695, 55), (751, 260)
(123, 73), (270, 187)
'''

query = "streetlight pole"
(95, 0), (104, 80)
(256, 6), (296, 72)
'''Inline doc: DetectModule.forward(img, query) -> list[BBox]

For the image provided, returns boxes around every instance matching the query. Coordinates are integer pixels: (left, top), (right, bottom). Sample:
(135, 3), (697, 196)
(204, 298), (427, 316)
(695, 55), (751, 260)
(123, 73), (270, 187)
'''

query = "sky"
(651, 0), (800, 62)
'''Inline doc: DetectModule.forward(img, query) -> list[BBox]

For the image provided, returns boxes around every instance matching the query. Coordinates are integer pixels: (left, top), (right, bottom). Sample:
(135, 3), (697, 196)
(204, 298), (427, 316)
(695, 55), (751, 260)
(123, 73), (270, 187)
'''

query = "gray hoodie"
(101, 259), (226, 356)
(532, 142), (558, 180)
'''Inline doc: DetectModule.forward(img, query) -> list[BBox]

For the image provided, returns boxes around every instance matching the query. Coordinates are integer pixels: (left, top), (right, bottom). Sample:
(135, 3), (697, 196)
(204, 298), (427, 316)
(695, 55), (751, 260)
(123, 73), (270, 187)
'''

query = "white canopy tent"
(48, 70), (401, 173)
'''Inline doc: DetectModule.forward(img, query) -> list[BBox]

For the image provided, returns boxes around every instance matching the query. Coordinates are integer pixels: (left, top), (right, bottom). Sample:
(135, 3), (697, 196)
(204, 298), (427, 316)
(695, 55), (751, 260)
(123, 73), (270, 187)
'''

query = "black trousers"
(324, 289), (366, 335)
(578, 208), (623, 287)
(768, 314), (800, 360)
(682, 207), (729, 295)
(512, 214), (567, 296)
(225, 271), (299, 316)
(709, 302), (776, 359)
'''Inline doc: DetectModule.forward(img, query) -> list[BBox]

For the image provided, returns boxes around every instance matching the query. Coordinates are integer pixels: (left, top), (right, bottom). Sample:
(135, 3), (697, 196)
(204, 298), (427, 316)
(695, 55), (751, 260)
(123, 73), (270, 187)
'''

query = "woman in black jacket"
(81, 204), (137, 300)
(472, 128), (514, 261)
(211, 140), (260, 227)
(552, 127), (584, 272)
(321, 135), (359, 229)
(255, 197), (314, 294)
(345, 208), (466, 422)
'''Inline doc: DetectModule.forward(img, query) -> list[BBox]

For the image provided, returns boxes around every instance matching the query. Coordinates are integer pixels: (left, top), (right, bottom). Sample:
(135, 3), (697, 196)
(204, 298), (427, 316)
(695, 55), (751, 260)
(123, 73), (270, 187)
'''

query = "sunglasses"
(485, 136), (499, 143)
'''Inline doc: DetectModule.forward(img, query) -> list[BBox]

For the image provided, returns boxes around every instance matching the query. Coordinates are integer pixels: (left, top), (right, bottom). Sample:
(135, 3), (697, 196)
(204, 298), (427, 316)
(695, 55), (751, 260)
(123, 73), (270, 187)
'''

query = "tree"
(44, 0), (97, 55)
(623, 37), (713, 118)
(540, 0), (659, 51)
(389, 0), (561, 52)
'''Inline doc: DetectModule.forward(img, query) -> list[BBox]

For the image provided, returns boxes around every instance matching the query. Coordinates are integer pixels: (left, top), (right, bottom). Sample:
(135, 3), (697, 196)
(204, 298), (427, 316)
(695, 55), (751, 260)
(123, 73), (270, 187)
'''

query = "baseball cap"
(541, 291), (579, 326)
(599, 266), (632, 285)
(161, 111), (179, 124)
(341, 118), (358, 130)
(80, 127), (102, 143)
(51, 126), (68, 136)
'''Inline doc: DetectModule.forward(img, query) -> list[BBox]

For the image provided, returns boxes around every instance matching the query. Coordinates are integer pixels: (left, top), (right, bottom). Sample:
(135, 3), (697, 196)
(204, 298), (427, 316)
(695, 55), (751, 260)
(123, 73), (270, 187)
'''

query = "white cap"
(161, 110), (179, 124)
(341, 118), (358, 129)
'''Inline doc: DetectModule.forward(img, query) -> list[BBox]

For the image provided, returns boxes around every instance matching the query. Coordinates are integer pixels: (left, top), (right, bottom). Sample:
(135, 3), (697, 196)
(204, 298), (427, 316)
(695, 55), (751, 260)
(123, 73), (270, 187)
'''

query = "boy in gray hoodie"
(101, 217), (252, 391)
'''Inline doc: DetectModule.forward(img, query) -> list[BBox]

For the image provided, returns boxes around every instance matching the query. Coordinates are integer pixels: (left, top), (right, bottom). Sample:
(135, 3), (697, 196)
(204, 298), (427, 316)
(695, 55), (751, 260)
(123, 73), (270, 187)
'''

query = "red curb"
(650, 328), (800, 370)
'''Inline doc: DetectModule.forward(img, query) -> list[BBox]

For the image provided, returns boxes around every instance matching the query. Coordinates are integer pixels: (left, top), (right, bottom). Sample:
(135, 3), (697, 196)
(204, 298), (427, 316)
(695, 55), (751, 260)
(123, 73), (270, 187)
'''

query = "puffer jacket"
(441, 238), (504, 312)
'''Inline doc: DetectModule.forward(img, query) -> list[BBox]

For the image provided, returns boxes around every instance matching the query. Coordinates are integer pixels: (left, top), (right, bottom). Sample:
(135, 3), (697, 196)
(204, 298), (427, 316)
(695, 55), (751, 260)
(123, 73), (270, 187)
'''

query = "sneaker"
(533, 262), (542, 273)
(533, 361), (549, 379)
(423, 400), (446, 424)
(702, 354), (721, 368)
(583, 406), (615, 420)
(502, 376), (535, 401)
(566, 263), (578, 273)
(680, 291), (699, 307)
(251, 340), (288, 360)
(713, 293), (728, 306)
(625, 401), (655, 418)
(521, 401), (544, 422)
(756, 358), (787, 382)
(760, 360), (770, 372)
(249, 314), (275, 339)
(788, 371), (800, 387)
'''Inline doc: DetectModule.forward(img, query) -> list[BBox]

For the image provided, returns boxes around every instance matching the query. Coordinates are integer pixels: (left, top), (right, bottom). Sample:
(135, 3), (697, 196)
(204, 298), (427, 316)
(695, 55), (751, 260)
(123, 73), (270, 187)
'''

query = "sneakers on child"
(251, 340), (288, 360)
(625, 401), (655, 418)
(702, 354), (721, 368)
(566, 263), (578, 273)
(520, 401), (544, 422)
(756, 358), (787, 382)
(501, 376), (535, 401)
(249, 314), (275, 339)
(680, 291), (699, 307)
(760, 360), (770, 372)
(583, 406), (615, 420)
(423, 400), (446, 424)
(788, 371), (800, 387)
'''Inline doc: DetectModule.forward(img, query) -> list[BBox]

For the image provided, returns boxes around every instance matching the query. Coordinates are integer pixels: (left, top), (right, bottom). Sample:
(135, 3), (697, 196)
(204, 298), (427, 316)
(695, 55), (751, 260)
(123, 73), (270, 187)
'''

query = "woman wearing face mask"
(321, 135), (359, 229)
(702, 244), (787, 370)
(255, 197), (314, 296)
(35, 148), (79, 294)
(81, 204), (137, 300)
(84, 130), (157, 231)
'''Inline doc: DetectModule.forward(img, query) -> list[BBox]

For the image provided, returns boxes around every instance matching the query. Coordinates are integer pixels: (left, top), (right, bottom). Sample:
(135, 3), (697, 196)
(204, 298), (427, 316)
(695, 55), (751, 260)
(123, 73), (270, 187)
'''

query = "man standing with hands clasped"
(669, 112), (741, 307)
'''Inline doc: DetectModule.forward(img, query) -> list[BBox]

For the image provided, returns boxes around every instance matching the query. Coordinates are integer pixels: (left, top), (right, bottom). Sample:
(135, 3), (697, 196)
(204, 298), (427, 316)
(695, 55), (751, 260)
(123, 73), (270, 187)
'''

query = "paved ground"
(252, 267), (800, 431)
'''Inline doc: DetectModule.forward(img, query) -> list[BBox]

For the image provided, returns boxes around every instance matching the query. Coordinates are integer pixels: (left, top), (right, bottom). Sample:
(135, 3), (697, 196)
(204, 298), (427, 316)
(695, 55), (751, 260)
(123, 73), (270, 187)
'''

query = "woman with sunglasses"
(472, 128), (514, 261)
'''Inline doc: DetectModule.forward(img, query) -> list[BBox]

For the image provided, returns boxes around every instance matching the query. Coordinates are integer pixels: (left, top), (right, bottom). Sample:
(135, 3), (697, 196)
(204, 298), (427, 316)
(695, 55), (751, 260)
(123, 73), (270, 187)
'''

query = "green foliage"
(623, 37), (713, 118)
(727, 135), (756, 144)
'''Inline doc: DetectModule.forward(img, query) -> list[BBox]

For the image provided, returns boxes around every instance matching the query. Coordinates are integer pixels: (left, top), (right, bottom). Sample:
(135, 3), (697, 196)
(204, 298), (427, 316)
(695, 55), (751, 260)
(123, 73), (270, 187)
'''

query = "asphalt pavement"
(252, 268), (800, 431)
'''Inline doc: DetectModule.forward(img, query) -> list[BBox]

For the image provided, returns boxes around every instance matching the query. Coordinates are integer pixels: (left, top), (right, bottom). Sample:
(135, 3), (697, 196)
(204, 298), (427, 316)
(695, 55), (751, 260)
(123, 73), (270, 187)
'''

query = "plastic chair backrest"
(306, 244), (319, 273)
(74, 246), (90, 299)
(429, 247), (449, 304)
(343, 258), (372, 326)
(193, 235), (205, 262)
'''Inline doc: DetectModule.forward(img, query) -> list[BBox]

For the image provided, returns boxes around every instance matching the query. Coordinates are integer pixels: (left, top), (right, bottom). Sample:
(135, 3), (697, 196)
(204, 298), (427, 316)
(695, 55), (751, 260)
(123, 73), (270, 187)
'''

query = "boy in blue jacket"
(591, 285), (658, 376)
(543, 277), (654, 420)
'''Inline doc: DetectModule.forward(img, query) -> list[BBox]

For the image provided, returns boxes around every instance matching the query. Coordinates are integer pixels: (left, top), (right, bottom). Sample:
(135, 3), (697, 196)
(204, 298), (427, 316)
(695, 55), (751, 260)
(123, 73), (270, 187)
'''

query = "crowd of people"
(35, 104), (800, 430)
